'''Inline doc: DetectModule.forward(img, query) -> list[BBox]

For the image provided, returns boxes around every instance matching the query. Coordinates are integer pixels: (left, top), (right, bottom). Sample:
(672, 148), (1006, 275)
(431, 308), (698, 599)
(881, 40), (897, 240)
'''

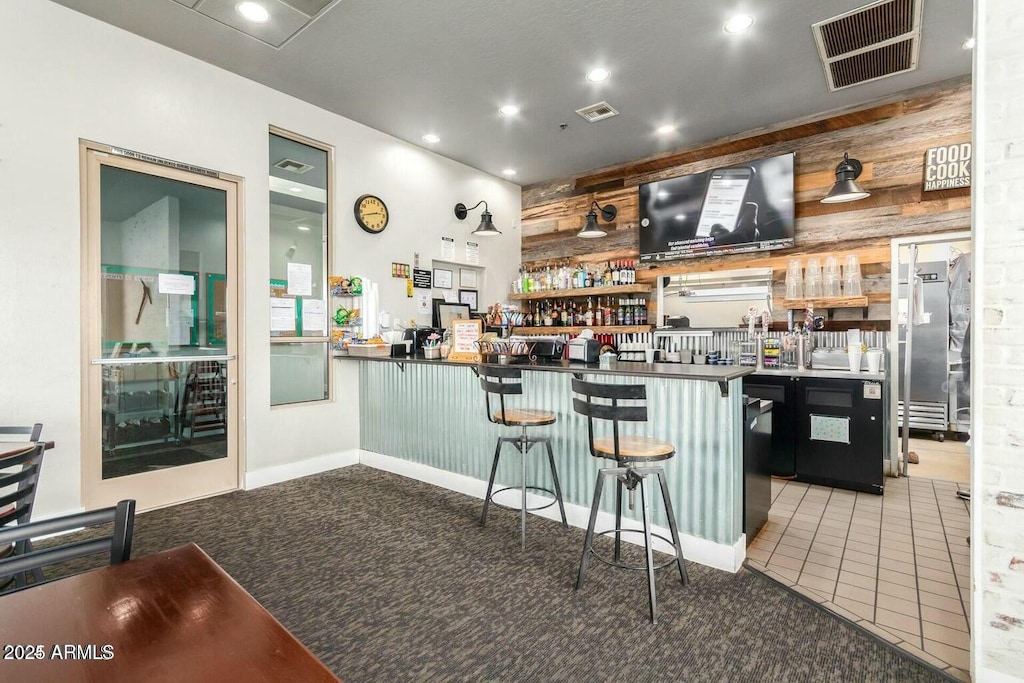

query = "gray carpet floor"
(47, 465), (947, 682)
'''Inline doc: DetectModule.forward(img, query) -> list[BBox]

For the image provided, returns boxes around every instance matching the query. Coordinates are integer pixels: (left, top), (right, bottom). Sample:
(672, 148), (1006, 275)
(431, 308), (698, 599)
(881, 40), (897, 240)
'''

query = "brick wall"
(976, 0), (1024, 678)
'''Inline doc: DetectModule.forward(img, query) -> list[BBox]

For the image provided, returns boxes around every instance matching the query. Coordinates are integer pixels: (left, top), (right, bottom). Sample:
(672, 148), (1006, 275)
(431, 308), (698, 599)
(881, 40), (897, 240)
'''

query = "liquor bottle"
(611, 261), (619, 286)
(624, 260), (631, 285)
(550, 300), (559, 326)
(542, 303), (551, 327)
(624, 299), (634, 326)
(594, 298), (603, 326)
(585, 264), (594, 288)
(563, 301), (572, 327)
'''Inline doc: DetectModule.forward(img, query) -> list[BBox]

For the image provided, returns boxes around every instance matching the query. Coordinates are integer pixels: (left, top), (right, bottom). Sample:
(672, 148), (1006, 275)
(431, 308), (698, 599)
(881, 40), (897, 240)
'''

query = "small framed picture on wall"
(433, 268), (453, 289)
(458, 289), (478, 312)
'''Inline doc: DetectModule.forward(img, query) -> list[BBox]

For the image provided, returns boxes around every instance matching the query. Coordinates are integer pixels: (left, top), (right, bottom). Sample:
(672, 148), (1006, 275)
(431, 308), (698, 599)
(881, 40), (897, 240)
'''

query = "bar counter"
(340, 353), (753, 569)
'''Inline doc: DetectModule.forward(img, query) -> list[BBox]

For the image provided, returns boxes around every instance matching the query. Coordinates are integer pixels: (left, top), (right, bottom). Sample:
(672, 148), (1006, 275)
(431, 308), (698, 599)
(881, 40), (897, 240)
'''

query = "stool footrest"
(488, 485), (560, 513)
(588, 528), (681, 572)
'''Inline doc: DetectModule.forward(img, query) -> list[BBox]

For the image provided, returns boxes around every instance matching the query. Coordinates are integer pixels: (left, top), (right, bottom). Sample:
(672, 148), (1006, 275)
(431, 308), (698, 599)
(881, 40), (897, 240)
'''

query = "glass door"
(81, 144), (241, 510)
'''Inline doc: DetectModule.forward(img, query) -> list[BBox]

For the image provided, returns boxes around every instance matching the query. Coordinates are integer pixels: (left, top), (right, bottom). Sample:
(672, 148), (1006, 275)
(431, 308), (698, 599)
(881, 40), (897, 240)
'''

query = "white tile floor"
(747, 476), (971, 681)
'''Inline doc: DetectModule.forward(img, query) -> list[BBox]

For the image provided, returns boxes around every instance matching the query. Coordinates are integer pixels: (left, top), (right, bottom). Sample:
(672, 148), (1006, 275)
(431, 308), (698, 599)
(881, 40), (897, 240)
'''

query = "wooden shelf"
(782, 296), (869, 310)
(512, 325), (652, 335)
(509, 284), (652, 301)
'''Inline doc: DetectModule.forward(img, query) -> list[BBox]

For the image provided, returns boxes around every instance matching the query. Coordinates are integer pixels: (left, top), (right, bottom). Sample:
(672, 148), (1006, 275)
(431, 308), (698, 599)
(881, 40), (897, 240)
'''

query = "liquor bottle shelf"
(511, 325), (653, 335)
(508, 284), (652, 301)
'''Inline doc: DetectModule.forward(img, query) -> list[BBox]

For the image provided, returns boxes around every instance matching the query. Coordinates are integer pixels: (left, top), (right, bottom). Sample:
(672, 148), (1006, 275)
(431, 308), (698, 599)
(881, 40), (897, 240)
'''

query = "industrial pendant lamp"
(454, 200), (502, 236)
(821, 153), (870, 203)
(577, 201), (617, 238)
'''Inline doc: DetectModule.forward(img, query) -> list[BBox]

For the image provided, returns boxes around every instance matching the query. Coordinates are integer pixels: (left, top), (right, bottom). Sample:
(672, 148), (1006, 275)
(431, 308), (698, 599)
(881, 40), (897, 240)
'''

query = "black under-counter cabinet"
(743, 397), (773, 541)
(743, 374), (885, 495)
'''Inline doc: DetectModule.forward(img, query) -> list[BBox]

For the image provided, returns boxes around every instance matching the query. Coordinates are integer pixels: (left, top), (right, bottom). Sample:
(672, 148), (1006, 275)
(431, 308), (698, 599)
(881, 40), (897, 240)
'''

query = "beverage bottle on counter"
(595, 297), (604, 326)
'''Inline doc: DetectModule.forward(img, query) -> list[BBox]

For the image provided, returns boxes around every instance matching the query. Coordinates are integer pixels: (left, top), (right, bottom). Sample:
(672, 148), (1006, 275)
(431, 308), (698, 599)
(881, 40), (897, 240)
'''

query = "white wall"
(973, 0), (1024, 679)
(0, 1), (520, 517)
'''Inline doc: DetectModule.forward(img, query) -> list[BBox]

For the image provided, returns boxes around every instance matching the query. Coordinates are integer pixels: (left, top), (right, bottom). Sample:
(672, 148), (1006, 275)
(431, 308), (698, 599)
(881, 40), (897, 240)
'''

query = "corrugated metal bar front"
(359, 361), (743, 546)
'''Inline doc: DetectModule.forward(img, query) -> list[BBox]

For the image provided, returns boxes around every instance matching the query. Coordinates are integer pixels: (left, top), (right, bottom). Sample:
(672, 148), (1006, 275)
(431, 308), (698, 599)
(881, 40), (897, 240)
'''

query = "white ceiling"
(51, 0), (973, 186)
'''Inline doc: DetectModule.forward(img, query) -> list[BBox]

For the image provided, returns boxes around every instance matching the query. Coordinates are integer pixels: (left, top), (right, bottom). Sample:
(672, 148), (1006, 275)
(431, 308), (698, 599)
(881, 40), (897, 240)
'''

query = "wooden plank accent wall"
(520, 76), (972, 323)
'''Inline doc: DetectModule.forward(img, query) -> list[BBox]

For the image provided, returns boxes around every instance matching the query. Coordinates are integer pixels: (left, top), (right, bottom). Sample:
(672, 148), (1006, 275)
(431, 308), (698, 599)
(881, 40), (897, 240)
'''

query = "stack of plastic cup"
(785, 258), (803, 299)
(844, 254), (862, 296)
(804, 257), (823, 297)
(848, 343), (863, 372)
(824, 256), (842, 297)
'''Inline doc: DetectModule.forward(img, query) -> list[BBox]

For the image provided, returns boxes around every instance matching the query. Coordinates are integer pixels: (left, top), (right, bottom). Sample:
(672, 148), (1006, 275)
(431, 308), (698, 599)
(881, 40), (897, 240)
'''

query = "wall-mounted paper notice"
(302, 299), (326, 334)
(416, 291), (431, 314)
(465, 241), (479, 265)
(158, 273), (196, 296)
(287, 262), (313, 296)
(442, 290), (459, 303)
(270, 298), (296, 332)
(441, 236), (455, 260)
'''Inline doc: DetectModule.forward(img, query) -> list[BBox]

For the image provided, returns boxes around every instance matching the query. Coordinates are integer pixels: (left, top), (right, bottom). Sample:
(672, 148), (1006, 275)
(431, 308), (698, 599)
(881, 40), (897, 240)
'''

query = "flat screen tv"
(638, 152), (795, 262)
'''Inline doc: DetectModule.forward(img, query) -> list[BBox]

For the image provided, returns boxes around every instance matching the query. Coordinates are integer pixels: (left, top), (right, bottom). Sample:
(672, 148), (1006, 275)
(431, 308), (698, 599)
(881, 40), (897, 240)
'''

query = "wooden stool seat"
(493, 408), (556, 426)
(592, 435), (674, 461)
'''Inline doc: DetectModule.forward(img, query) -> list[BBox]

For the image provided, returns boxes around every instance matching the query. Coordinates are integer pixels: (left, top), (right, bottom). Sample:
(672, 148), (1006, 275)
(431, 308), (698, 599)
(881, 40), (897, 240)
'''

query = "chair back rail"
(0, 443), (45, 527)
(0, 424), (43, 443)
(571, 378), (650, 461)
(0, 499), (136, 592)
(479, 365), (524, 425)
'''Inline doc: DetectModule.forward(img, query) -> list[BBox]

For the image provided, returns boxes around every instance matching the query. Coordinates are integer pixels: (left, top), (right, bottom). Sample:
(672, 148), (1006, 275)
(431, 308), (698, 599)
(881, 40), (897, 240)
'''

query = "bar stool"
(571, 377), (689, 624)
(479, 365), (568, 548)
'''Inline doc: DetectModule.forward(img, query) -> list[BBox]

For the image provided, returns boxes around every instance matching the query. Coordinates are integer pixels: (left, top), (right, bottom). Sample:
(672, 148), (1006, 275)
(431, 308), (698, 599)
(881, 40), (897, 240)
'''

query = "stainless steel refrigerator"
(897, 261), (951, 435)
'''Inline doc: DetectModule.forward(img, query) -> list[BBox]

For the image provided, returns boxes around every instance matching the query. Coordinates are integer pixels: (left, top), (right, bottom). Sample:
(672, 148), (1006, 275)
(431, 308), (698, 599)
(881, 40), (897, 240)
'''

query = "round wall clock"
(354, 194), (389, 234)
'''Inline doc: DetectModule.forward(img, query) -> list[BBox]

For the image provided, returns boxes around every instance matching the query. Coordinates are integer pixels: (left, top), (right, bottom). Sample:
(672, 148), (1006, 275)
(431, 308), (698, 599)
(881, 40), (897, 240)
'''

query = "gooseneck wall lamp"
(454, 200), (502, 237)
(577, 201), (618, 238)
(821, 153), (871, 203)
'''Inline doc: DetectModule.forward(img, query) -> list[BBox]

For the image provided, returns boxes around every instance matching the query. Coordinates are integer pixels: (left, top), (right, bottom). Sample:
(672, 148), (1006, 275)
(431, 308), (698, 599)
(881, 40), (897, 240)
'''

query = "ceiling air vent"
(274, 158), (314, 174)
(812, 0), (922, 92)
(575, 101), (620, 123)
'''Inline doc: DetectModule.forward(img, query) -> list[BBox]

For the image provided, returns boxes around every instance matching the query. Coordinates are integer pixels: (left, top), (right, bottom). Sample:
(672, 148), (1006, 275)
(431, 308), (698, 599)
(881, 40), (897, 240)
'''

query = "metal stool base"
(576, 465), (690, 625)
(480, 427), (568, 549)
(588, 528), (681, 572)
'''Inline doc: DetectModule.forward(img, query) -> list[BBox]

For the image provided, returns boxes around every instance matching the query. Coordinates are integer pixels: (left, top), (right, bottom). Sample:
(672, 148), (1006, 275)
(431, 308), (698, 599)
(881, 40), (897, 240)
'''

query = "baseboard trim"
(245, 449), (361, 490)
(357, 449), (745, 573)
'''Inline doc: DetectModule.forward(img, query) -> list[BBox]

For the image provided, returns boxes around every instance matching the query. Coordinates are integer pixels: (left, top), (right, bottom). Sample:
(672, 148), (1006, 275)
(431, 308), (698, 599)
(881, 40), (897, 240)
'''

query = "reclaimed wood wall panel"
(520, 76), (972, 323)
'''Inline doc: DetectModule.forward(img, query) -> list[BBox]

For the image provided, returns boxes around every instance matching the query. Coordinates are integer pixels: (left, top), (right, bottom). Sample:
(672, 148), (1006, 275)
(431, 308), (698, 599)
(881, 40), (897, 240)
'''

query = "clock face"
(355, 194), (388, 234)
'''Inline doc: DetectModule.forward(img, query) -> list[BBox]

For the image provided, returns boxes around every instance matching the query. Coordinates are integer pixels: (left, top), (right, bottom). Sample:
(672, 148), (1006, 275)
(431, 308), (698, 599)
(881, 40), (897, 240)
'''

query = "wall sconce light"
(578, 201), (617, 238)
(821, 153), (871, 203)
(454, 200), (501, 237)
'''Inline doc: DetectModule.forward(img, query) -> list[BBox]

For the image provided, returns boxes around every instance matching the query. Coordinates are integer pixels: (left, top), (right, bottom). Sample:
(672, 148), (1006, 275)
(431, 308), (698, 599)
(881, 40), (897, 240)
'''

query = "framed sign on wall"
(458, 289), (478, 312)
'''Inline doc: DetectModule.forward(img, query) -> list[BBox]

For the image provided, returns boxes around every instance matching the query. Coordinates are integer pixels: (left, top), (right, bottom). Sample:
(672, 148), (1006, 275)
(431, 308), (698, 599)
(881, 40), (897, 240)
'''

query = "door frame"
(888, 230), (971, 478)
(78, 140), (247, 510)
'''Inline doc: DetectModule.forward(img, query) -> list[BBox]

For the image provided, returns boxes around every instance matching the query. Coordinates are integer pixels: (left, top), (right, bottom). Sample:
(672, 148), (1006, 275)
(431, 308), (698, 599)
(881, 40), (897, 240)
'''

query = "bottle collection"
(523, 297), (648, 328)
(511, 260), (638, 294)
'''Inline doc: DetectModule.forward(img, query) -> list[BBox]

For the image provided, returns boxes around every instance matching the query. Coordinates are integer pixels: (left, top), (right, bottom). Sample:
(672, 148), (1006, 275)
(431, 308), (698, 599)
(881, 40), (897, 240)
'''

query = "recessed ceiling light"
(499, 104), (520, 117)
(656, 124), (677, 135)
(723, 14), (755, 34)
(421, 133), (440, 144)
(236, 2), (270, 23)
(501, 169), (517, 177)
(586, 68), (610, 83)
(962, 37), (976, 50)
(297, 225), (310, 231)
(290, 187), (302, 192)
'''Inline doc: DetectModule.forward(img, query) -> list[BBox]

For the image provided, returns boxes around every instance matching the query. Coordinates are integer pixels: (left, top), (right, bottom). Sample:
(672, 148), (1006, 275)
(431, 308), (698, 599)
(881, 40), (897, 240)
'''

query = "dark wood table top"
(0, 543), (339, 682)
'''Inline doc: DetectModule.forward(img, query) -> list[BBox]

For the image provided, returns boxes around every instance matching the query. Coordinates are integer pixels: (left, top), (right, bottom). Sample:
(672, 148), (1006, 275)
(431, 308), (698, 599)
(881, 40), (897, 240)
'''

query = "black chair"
(479, 365), (568, 548)
(0, 499), (136, 594)
(0, 437), (46, 588)
(571, 377), (689, 624)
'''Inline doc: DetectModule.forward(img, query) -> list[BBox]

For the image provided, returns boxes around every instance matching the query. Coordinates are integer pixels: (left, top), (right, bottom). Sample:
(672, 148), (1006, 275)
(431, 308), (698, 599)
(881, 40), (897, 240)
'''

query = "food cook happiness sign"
(923, 142), (971, 192)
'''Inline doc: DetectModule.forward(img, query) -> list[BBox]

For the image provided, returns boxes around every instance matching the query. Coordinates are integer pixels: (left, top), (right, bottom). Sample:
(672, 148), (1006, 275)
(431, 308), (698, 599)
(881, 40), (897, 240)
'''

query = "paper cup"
(644, 348), (655, 364)
(866, 349), (883, 374)
(848, 351), (863, 373)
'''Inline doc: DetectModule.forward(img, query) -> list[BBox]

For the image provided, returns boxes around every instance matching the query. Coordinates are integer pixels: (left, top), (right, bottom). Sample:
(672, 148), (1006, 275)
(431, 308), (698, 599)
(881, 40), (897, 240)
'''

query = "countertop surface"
(751, 367), (887, 381)
(337, 352), (754, 382)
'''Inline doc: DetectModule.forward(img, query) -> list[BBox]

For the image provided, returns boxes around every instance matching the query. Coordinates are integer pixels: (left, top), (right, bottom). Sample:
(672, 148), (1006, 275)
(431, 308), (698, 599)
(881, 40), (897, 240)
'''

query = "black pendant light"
(454, 200), (501, 236)
(578, 201), (617, 238)
(821, 153), (870, 203)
